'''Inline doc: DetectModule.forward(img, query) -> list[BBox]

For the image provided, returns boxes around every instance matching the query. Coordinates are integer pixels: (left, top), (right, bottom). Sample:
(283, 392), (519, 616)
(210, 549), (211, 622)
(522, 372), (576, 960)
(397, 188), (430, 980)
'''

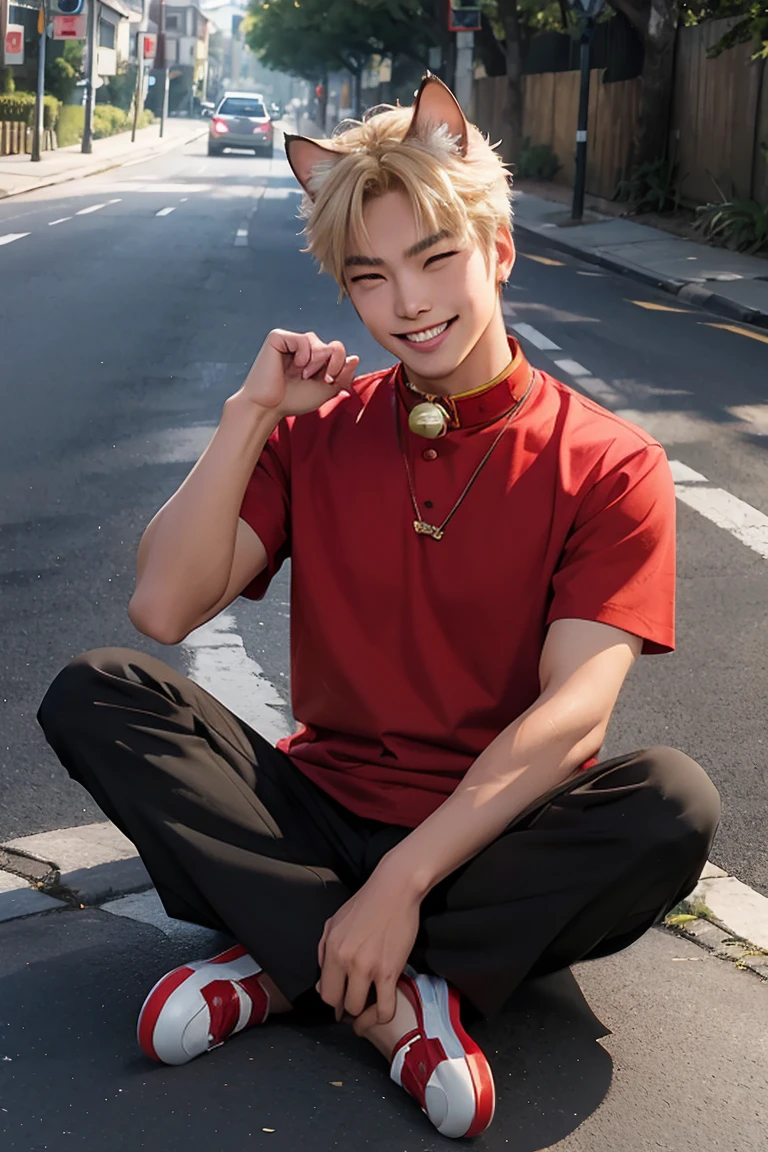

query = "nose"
(393, 274), (432, 323)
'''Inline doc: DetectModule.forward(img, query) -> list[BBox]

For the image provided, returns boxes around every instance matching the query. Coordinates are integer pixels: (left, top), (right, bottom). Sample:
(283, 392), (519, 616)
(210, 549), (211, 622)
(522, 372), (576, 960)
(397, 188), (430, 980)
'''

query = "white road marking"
(182, 611), (290, 745)
(234, 224), (249, 246)
(180, 197), (189, 202)
(509, 322), (561, 351)
(553, 358), (589, 377)
(669, 460), (708, 484)
(48, 217), (71, 226)
(577, 377), (622, 404)
(673, 483), (768, 561)
(0, 232), (29, 246)
(108, 198), (122, 205)
(156, 206), (176, 216)
(76, 203), (108, 215)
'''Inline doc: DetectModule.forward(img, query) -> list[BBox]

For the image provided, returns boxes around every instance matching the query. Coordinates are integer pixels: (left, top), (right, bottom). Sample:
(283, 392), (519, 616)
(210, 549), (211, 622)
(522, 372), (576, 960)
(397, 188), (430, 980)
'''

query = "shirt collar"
(395, 335), (536, 431)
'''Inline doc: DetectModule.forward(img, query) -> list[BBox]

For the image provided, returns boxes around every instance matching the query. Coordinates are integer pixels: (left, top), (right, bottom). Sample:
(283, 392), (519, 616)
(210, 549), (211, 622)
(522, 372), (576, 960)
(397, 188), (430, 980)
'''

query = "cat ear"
(284, 134), (345, 199)
(403, 72), (469, 157)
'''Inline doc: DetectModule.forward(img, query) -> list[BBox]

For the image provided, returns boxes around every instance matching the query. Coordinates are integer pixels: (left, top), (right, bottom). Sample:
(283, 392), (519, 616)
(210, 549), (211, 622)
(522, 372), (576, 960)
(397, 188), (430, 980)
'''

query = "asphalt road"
(1, 130), (767, 902)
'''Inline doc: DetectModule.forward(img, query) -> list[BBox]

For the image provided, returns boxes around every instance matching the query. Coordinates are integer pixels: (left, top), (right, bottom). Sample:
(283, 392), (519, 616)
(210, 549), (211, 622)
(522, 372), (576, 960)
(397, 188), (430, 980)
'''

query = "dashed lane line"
(511, 319), (768, 557)
(156, 206), (176, 216)
(703, 322), (768, 346)
(0, 232), (29, 245)
(628, 300), (693, 313)
(519, 252), (566, 267)
(75, 203), (109, 215)
(48, 217), (72, 226)
(509, 322), (561, 351)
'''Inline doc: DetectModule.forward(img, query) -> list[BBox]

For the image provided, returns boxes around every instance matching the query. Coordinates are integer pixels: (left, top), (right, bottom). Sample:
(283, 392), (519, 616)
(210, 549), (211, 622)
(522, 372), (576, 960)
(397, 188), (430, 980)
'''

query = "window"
(165, 14), (180, 32)
(218, 98), (267, 118)
(98, 18), (115, 49)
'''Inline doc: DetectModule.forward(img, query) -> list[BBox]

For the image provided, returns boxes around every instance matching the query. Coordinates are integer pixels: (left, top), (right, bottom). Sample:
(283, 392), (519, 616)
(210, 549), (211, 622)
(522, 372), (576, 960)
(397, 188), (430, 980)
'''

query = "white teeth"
(403, 321), (449, 343)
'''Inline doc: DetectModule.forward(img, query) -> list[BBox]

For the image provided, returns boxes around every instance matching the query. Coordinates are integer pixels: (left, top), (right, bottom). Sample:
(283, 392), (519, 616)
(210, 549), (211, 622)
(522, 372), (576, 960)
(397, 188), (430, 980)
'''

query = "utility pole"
(31, 0), (46, 162)
(131, 0), (147, 143)
(157, 0), (169, 137)
(448, 3), (481, 117)
(81, 0), (98, 153)
(568, 0), (605, 222)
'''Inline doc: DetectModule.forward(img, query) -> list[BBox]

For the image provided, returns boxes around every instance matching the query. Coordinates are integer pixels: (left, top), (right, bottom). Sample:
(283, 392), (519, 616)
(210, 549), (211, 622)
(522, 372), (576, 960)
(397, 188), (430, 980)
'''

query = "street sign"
(142, 33), (156, 60)
(52, 13), (86, 38)
(447, 0), (481, 32)
(4, 23), (24, 65)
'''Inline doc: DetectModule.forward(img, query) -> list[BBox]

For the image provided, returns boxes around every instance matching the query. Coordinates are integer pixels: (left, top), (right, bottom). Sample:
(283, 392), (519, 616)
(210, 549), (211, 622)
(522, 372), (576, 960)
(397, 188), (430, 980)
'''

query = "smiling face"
(344, 188), (515, 397)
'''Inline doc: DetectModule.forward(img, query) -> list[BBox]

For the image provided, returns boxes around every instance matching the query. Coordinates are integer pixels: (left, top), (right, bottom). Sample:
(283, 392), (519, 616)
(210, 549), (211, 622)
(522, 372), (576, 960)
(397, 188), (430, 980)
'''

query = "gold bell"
(408, 401), (449, 439)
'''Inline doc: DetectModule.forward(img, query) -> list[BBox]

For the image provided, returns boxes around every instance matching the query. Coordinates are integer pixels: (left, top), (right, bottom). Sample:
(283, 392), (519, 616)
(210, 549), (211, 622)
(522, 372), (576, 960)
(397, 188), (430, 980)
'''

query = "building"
(147, 0), (211, 112)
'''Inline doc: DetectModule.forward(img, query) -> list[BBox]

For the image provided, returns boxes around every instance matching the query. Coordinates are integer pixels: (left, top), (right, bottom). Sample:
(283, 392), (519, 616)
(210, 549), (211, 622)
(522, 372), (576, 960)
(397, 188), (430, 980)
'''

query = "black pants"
(37, 647), (721, 1018)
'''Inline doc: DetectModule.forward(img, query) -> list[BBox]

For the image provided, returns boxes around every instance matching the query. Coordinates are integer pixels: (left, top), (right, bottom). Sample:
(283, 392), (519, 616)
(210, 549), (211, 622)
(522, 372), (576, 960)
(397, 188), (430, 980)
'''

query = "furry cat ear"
(284, 134), (345, 199)
(403, 72), (469, 157)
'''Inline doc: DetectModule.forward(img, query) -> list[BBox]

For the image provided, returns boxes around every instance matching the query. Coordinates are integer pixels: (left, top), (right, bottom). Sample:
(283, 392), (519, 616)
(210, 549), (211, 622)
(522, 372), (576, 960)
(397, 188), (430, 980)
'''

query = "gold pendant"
(408, 401), (449, 439)
(413, 520), (444, 541)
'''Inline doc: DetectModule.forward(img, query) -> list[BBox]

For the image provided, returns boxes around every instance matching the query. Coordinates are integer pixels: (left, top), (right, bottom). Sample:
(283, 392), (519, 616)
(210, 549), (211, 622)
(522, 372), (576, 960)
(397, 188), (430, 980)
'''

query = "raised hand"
(234, 329), (360, 418)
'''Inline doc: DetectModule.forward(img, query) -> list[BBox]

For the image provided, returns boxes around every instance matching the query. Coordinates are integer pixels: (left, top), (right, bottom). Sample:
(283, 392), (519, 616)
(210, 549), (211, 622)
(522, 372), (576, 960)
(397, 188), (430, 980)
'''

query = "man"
(37, 74), (720, 1139)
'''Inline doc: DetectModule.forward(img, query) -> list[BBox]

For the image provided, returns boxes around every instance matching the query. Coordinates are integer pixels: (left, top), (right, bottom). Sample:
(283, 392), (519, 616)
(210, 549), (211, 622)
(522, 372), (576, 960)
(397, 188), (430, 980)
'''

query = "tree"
(245, 0), (436, 116)
(604, 0), (681, 167)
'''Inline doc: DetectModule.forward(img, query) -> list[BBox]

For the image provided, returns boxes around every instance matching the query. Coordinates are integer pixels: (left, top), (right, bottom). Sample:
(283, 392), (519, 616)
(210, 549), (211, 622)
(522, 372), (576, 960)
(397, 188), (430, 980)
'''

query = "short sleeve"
(546, 445), (676, 654)
(238, 421), (292, 601)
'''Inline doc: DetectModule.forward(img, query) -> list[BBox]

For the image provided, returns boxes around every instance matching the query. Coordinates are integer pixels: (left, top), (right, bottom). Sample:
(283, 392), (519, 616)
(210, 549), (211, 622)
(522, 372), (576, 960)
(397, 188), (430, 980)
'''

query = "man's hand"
(316, 867), (421, 1031)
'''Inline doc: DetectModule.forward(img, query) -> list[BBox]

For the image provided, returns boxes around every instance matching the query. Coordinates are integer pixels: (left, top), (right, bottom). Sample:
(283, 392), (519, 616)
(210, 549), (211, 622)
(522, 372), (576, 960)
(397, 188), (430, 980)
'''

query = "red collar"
(396, 336), (536, 431)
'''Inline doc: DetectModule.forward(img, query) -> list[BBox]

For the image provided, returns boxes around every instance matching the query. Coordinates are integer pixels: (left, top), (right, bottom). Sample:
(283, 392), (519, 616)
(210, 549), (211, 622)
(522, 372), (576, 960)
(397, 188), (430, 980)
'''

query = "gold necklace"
(396, 375), (536, 541)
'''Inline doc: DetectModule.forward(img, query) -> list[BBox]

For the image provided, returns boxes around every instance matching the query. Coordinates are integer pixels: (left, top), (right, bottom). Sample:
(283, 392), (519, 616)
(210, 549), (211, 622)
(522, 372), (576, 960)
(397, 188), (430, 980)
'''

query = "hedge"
(0, 92), (60, 130)
(93, 104), (155, 139)
(57, 104), (84, 148)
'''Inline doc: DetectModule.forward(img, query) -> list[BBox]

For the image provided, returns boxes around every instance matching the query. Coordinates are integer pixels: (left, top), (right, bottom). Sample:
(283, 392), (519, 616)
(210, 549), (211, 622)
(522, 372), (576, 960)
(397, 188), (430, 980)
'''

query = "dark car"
(208, 93), (274, 158)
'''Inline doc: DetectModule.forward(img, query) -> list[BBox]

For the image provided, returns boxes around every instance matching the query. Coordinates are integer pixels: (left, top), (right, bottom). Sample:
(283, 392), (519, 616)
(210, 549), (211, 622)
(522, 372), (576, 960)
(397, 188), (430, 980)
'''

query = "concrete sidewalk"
(0, 117), (207, 200)
(513, 189), (768, 329)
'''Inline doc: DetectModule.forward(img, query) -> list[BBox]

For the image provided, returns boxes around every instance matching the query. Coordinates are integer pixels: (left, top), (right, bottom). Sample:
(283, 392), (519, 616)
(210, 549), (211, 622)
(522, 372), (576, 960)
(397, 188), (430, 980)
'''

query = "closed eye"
(350, 250), (458, 284)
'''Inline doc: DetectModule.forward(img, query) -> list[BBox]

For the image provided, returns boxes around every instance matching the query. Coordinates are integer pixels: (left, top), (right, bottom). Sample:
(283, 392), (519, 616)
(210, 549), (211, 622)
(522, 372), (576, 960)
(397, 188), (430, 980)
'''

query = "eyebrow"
(344, 229), (452, 268)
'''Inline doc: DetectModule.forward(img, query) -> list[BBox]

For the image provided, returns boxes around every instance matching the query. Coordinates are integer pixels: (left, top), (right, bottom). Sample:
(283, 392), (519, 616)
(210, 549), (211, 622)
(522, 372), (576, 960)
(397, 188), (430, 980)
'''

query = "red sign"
(143, 33), (156, 59)
(4, 25), (24, 63)
(53, 14), (87, 39)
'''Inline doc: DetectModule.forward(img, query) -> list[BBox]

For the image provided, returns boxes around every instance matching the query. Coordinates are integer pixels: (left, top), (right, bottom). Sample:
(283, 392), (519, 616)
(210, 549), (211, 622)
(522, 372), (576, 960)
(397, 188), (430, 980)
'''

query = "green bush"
(694, 198), (768, 254)
(92, 103), (129, 138)
(515, 138), (561, 181)
(57, 104), (85, 147)
(0, 92), (61, 129)
(614, 158), (683, 214)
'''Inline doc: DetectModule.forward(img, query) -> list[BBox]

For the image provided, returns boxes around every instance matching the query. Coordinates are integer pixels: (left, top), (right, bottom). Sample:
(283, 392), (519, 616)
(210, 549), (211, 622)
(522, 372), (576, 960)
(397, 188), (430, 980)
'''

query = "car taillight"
(253, 122), (272, 133)
(212, 118), (229, 134)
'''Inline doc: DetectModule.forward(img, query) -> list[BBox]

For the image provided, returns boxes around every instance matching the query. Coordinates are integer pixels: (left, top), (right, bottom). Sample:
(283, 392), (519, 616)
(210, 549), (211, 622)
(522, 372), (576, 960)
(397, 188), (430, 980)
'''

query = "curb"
(513, 219), (768, 332)
(0, 125), (208, 201)
(0, 823), (766, 985)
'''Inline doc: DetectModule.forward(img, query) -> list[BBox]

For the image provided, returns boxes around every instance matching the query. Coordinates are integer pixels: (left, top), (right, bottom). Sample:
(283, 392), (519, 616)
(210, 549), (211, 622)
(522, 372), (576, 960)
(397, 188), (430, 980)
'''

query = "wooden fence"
(473, 18), (768, 206)
(0, 121), (56, 156)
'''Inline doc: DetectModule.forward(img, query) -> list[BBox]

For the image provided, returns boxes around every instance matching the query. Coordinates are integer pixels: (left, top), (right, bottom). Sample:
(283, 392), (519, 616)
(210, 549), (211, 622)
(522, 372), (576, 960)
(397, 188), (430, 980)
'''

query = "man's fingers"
(317, 957), (347, 1021)
(343, 970), (373, 1021)
(374, 977), (398, 1026)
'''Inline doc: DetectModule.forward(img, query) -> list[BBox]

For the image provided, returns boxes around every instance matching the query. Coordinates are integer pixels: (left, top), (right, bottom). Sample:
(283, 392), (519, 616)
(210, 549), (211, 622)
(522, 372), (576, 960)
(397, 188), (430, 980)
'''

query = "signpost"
(568, 0), (605, 222)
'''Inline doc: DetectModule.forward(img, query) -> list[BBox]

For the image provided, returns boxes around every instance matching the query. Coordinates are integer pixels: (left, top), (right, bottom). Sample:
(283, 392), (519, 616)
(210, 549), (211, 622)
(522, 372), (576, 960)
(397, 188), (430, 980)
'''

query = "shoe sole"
(400, 973), (496, 1138)
(137, 944), (261, 1065)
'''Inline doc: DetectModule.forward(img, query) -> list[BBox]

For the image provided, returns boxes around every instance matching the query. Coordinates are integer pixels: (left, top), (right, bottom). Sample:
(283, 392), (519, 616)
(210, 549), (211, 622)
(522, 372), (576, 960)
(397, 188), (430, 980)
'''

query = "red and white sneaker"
(390, 968), (495, 1139)
(137, 944), (269, 1066)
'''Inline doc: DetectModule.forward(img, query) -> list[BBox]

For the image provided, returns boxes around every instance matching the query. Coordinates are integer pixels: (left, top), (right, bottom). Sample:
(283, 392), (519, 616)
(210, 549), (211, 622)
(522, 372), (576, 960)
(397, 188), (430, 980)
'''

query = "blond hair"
(296, 106), (513, 301)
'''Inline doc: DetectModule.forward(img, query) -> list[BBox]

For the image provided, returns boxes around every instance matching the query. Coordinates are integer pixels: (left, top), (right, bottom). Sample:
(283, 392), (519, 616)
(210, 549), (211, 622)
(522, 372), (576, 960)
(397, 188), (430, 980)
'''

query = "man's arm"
(377, 617), (642, 898)
(316, 618), (643, 1025)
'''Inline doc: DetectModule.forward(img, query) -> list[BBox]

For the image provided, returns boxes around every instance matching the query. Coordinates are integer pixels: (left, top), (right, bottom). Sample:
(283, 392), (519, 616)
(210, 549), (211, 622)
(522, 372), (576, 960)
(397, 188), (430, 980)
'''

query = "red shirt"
(239, 338), (676, 827)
